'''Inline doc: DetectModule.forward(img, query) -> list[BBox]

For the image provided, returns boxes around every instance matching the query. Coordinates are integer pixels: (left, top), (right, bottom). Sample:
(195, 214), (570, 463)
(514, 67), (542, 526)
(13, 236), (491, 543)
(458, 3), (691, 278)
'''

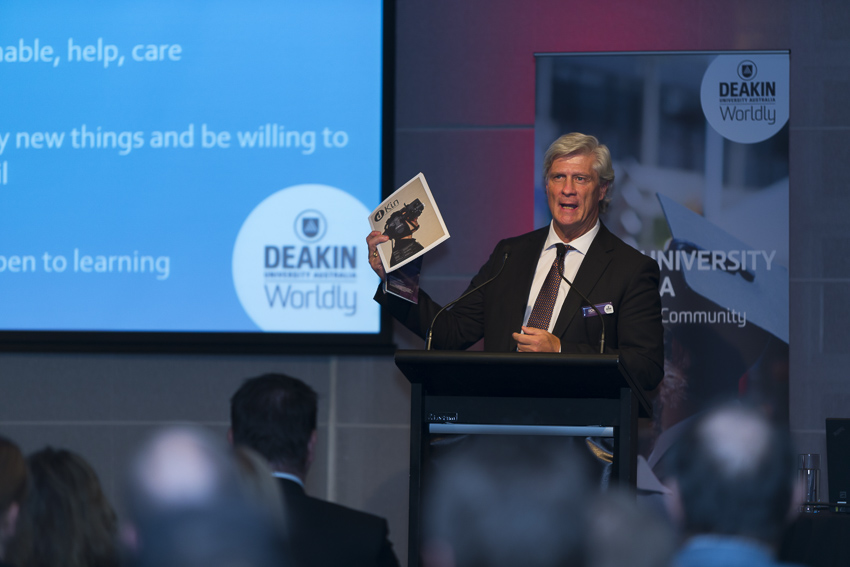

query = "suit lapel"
(551, 223), (615, 338)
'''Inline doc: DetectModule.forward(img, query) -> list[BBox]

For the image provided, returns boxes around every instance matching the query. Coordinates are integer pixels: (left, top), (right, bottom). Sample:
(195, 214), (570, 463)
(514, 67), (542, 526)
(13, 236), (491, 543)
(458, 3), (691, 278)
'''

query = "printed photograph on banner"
(367, 172), (450, 272)
(534, 50), (789, 496)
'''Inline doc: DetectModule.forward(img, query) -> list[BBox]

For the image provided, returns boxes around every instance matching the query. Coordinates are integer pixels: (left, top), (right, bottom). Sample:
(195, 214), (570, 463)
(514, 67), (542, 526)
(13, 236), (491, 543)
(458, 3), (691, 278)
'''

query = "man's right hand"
(513, 326), (561, 353)
(367, 231), (389, 282)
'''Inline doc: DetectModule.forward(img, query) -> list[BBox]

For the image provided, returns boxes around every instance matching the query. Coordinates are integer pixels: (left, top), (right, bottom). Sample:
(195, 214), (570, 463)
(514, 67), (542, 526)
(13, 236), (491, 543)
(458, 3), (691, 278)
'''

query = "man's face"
(545, 152), (607, 243)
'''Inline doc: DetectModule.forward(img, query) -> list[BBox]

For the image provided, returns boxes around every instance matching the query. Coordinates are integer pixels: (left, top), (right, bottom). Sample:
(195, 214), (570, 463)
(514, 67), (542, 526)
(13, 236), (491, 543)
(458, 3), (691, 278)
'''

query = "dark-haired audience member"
(230, 373), (401, 567)
(669, 402), (804, 567)
(6, 447), (119, 567)
(122, 426), (287, 567)
(0, 436), (27, 567)
(422, 436), (590, 567)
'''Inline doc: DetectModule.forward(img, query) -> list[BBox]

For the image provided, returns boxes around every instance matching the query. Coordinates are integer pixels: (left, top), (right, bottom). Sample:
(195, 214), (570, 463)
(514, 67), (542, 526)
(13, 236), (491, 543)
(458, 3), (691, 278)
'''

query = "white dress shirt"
(522, 220), (600, 333)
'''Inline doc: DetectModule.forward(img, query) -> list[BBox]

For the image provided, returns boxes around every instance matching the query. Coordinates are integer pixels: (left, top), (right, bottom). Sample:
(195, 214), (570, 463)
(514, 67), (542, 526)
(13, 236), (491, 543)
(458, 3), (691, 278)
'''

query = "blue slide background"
(0, 0), (383, 331)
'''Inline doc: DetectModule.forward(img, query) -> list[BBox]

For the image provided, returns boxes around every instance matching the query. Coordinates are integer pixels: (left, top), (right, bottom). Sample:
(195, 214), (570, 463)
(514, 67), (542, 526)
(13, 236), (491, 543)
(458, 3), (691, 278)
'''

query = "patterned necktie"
(526, 243), (570, 331)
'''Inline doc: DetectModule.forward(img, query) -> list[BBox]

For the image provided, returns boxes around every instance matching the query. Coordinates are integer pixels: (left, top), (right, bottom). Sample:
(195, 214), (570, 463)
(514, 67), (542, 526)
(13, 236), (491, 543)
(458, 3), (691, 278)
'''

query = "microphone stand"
(425, 252), (510, 350)
(557, 260), (606, 355)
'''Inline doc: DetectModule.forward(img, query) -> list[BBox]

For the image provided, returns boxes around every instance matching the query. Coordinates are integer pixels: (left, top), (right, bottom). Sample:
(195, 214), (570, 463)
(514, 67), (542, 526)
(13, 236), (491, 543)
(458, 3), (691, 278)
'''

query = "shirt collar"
(271, 471), (304, 487)
(544, 219), (600, 255)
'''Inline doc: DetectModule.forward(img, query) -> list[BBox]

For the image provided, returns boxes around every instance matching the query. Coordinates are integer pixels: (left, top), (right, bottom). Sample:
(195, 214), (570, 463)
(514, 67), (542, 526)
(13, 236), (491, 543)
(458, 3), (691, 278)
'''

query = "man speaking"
(367, 133), (663, 391)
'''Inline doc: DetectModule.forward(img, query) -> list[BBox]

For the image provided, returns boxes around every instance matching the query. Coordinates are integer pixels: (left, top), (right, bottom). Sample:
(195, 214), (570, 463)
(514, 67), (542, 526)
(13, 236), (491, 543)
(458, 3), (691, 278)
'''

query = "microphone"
(426, 250), (510, 351)
(556, 245), (606, 354)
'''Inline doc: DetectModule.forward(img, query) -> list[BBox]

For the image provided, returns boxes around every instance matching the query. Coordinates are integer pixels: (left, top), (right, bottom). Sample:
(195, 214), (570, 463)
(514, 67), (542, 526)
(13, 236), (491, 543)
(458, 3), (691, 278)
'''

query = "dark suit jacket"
(376, 222), (664, 390)
(277, 478), (400, 567)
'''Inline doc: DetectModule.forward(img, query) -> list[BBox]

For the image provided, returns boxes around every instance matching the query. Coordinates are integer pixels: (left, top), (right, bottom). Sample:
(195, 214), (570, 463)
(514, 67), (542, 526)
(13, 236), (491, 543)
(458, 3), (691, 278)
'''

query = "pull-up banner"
(535, 51), (789, 478)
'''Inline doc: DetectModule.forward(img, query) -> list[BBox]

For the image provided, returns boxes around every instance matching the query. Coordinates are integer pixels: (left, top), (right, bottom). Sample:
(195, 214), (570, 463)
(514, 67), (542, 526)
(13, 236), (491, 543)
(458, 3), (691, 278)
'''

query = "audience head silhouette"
(670, 401), (799, 546)
(423, 436), (591, 567)
(0, 436), (27, 564)
(123, 425), (287, 567)
(230, 373), (318, 479)
(585, 488), (676, 567)
(7, 447), (118, 567)
(228, 373), (401, 567)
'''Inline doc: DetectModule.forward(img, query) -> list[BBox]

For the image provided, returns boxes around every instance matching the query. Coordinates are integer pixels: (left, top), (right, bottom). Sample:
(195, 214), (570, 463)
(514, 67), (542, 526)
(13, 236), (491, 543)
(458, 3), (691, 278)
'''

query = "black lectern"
(395, 350), (651, 567)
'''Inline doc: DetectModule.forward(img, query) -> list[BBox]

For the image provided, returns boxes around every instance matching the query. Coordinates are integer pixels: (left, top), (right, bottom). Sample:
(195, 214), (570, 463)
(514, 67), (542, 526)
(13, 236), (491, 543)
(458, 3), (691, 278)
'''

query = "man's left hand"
(513, 327), (561, 353)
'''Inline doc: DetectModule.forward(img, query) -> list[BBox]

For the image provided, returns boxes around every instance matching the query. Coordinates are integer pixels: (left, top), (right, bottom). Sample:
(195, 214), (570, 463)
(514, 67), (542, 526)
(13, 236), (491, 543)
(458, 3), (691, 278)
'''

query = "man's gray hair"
(542, 133), (614, 213)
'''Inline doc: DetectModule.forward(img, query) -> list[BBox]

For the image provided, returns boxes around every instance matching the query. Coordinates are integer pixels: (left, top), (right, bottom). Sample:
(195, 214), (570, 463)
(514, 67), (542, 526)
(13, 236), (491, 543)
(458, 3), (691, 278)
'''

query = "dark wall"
(2, 2), (849, 565)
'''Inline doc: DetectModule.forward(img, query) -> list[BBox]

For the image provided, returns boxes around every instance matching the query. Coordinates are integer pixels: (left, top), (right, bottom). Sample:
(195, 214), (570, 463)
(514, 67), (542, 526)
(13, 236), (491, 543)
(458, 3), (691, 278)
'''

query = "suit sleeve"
(374, 241), (509, 350)
(614, 255), (664, 390)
